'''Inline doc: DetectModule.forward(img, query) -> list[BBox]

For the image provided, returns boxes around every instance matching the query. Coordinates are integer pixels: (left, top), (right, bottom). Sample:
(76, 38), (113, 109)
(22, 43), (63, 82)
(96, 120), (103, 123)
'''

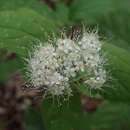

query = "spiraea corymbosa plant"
(25, 30), (107, 98)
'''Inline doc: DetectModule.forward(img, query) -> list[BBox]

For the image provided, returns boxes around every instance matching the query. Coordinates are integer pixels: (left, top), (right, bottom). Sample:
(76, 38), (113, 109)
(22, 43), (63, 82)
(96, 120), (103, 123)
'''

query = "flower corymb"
(26, 32), (107, 97)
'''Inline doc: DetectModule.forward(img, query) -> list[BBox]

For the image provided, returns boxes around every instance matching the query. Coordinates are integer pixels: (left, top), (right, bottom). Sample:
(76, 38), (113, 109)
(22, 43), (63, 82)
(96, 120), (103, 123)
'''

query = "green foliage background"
(0, 0), (130, 130)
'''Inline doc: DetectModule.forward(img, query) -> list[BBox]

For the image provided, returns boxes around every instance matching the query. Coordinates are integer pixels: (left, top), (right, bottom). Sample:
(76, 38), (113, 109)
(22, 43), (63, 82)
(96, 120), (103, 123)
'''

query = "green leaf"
(42, 95), (87, 130)
(0, 8), (60, 56)
(0, 56), (23, 83)
(55, 3), (70, 24)
(0, 0), (54, 19)
(98, 11), (130, 52)
(85, 101), (130, 130)
(70, 0), (118, 22)
(25, 107), (45, 130)
(102, 43), (130, 102)
(42, 95), (130, 130)
(0, 0), (70, 25)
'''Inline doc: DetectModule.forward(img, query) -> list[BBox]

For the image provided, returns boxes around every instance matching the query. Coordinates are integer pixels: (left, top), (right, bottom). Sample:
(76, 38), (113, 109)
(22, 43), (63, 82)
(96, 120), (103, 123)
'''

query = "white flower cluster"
(26, 32), (107, 97)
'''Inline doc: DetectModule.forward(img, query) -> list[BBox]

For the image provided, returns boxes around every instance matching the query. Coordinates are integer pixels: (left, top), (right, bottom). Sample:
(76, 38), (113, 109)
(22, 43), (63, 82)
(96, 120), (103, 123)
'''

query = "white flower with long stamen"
(26, 31), (107, 97)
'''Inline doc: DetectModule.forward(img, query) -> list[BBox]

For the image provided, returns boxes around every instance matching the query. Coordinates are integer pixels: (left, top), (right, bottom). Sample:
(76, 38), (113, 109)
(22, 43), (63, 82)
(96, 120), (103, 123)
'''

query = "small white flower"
(26, 31), (107, 97)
